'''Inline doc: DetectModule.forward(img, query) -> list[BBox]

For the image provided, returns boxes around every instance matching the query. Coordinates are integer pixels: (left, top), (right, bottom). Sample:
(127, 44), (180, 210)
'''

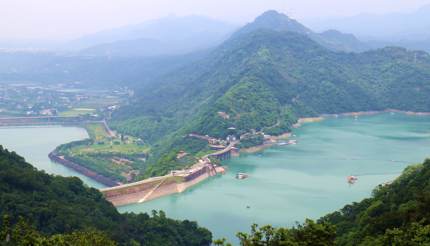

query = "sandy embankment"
(103, 166), (226, 206)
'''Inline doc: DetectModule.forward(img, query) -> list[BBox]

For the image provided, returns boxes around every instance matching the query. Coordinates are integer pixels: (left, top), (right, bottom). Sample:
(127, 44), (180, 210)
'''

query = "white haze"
(1, 0), (430, 41)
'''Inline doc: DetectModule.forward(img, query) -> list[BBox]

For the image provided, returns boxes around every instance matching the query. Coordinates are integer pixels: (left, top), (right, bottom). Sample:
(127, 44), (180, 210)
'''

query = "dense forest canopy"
(0, 146), (212, 245)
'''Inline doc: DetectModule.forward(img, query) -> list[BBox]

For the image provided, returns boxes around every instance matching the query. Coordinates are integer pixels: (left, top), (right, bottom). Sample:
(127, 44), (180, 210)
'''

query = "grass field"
(85, 123), (110, 141)
(59, 108), (96, 117)
(76, 97), (120, 109)
(58, 122), (150, 182)
(73, 143), (150, 156)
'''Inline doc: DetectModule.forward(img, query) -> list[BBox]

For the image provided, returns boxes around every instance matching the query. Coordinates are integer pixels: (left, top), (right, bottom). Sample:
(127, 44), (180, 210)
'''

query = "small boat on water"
(236, 173), (249, 180)
(347, 175), (358, 185)
(288, 140), (297, 145)
(277, 140), (297, 146)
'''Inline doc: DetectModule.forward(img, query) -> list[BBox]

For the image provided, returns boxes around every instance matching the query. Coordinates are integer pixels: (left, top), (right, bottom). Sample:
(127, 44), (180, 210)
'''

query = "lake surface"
(0, 125), (105, 188)
(1, 114), (430, 243)
(119, 113), (430, 242)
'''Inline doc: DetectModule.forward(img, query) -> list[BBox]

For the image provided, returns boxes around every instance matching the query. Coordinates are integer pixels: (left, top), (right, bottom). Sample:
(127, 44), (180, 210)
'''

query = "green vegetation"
(55, 123), (149, 183)
(0, 146), (212, 245)
(322, 159), (430, 245)
(59, 108), (96, 117)
(215, 159), (430, 245)
(238, 133), (264, 149)
(86, 123), (110, 141)
(214, 220), (336, 246)
(111, 20), (430, 177)
(1, 216), (116, 246)
(143, 134), (210, 178)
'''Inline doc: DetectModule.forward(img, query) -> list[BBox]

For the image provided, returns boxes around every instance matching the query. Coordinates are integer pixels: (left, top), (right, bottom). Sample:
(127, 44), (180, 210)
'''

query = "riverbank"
(240, 117), (323, 154)
(240, 132), (291, 154)
(239, 110), (430, 154)
(49, 151), (121, 187)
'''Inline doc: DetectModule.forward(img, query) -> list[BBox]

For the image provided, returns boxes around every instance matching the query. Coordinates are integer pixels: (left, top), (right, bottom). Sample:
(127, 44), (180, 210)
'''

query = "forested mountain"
(0, 146), (212, 245)
(111, 11), (430, 177)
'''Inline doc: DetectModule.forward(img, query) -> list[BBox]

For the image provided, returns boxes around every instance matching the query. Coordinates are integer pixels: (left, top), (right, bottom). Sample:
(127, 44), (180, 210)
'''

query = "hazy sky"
(1, 0), (430, 40)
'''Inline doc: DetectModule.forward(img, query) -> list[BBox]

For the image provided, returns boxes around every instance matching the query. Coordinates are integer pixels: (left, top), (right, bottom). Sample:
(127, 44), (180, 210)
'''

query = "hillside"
(323, 159), (430, 245)
(215, 159), (430, 245)
(111, 14), (430, 177)
(0, 145), (212, 245)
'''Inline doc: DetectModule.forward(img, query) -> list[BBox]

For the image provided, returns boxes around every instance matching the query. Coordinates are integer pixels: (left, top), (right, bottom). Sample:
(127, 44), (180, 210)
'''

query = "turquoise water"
(0, 125), (105, 189)
(119, 113), (430, 242)
(1, 114), (430, 243)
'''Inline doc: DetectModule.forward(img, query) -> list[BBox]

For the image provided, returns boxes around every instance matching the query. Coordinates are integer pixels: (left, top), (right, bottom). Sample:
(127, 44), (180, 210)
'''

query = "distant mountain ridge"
(71, 15), (238, 57)
(307, 4), (430, 40)
(79, 10), (369, 57)
(306, 4), (430, 52)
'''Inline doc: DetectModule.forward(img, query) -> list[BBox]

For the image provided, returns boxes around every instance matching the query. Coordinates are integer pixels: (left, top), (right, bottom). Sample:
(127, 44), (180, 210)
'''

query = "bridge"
(206, 141), (238, 160)
(188, 133), (238, 160)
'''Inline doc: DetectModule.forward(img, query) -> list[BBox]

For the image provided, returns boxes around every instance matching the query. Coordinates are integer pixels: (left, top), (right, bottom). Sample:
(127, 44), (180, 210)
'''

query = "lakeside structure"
(6, 109), (430, 206)
(100, 140), (237, 206)
(102, 160), (226, 206)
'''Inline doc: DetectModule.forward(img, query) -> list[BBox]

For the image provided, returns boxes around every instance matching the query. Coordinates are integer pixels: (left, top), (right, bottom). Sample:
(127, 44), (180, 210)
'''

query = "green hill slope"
(322, 159), (430, 245)
(110, 11), (430, 177)
(0, 146), (211, 245)
(112, 29), (430, 177)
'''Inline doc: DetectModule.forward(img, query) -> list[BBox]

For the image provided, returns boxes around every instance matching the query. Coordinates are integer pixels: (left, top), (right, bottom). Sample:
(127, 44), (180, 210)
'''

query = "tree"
(215, 220), (335, 246)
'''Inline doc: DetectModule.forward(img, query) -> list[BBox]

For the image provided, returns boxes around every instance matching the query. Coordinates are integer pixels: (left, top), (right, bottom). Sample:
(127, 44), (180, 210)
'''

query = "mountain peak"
(235, 10), (312, 36)
(257, 10), (291, 21)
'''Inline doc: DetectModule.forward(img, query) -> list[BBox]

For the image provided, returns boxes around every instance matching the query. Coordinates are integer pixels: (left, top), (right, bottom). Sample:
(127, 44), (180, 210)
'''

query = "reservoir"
(1, 113), (430, 242)
(0, 125), (105, 189)
(120, 113), (430, 242)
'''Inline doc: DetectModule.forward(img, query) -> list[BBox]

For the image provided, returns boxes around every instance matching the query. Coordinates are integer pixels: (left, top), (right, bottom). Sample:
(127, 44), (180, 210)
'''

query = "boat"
(288, 140), (297, 145)
(277, 140), (297, 146)
(347, 175), (358, 185)
(236, 173), (249, 180)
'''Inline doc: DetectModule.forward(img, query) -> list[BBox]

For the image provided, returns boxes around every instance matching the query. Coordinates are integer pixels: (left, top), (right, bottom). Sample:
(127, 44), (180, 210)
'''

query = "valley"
(2, 5), (430, 245)
(2, 112), (430, 243)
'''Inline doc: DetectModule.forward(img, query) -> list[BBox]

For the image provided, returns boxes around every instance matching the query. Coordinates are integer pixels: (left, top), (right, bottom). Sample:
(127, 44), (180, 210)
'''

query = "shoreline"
(7, 108), (429, 205)
(240, 132), (292, 154)
(239, 109), (430, 154)
(101, 165), (226, 207)
(48, 151), (121, 187)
